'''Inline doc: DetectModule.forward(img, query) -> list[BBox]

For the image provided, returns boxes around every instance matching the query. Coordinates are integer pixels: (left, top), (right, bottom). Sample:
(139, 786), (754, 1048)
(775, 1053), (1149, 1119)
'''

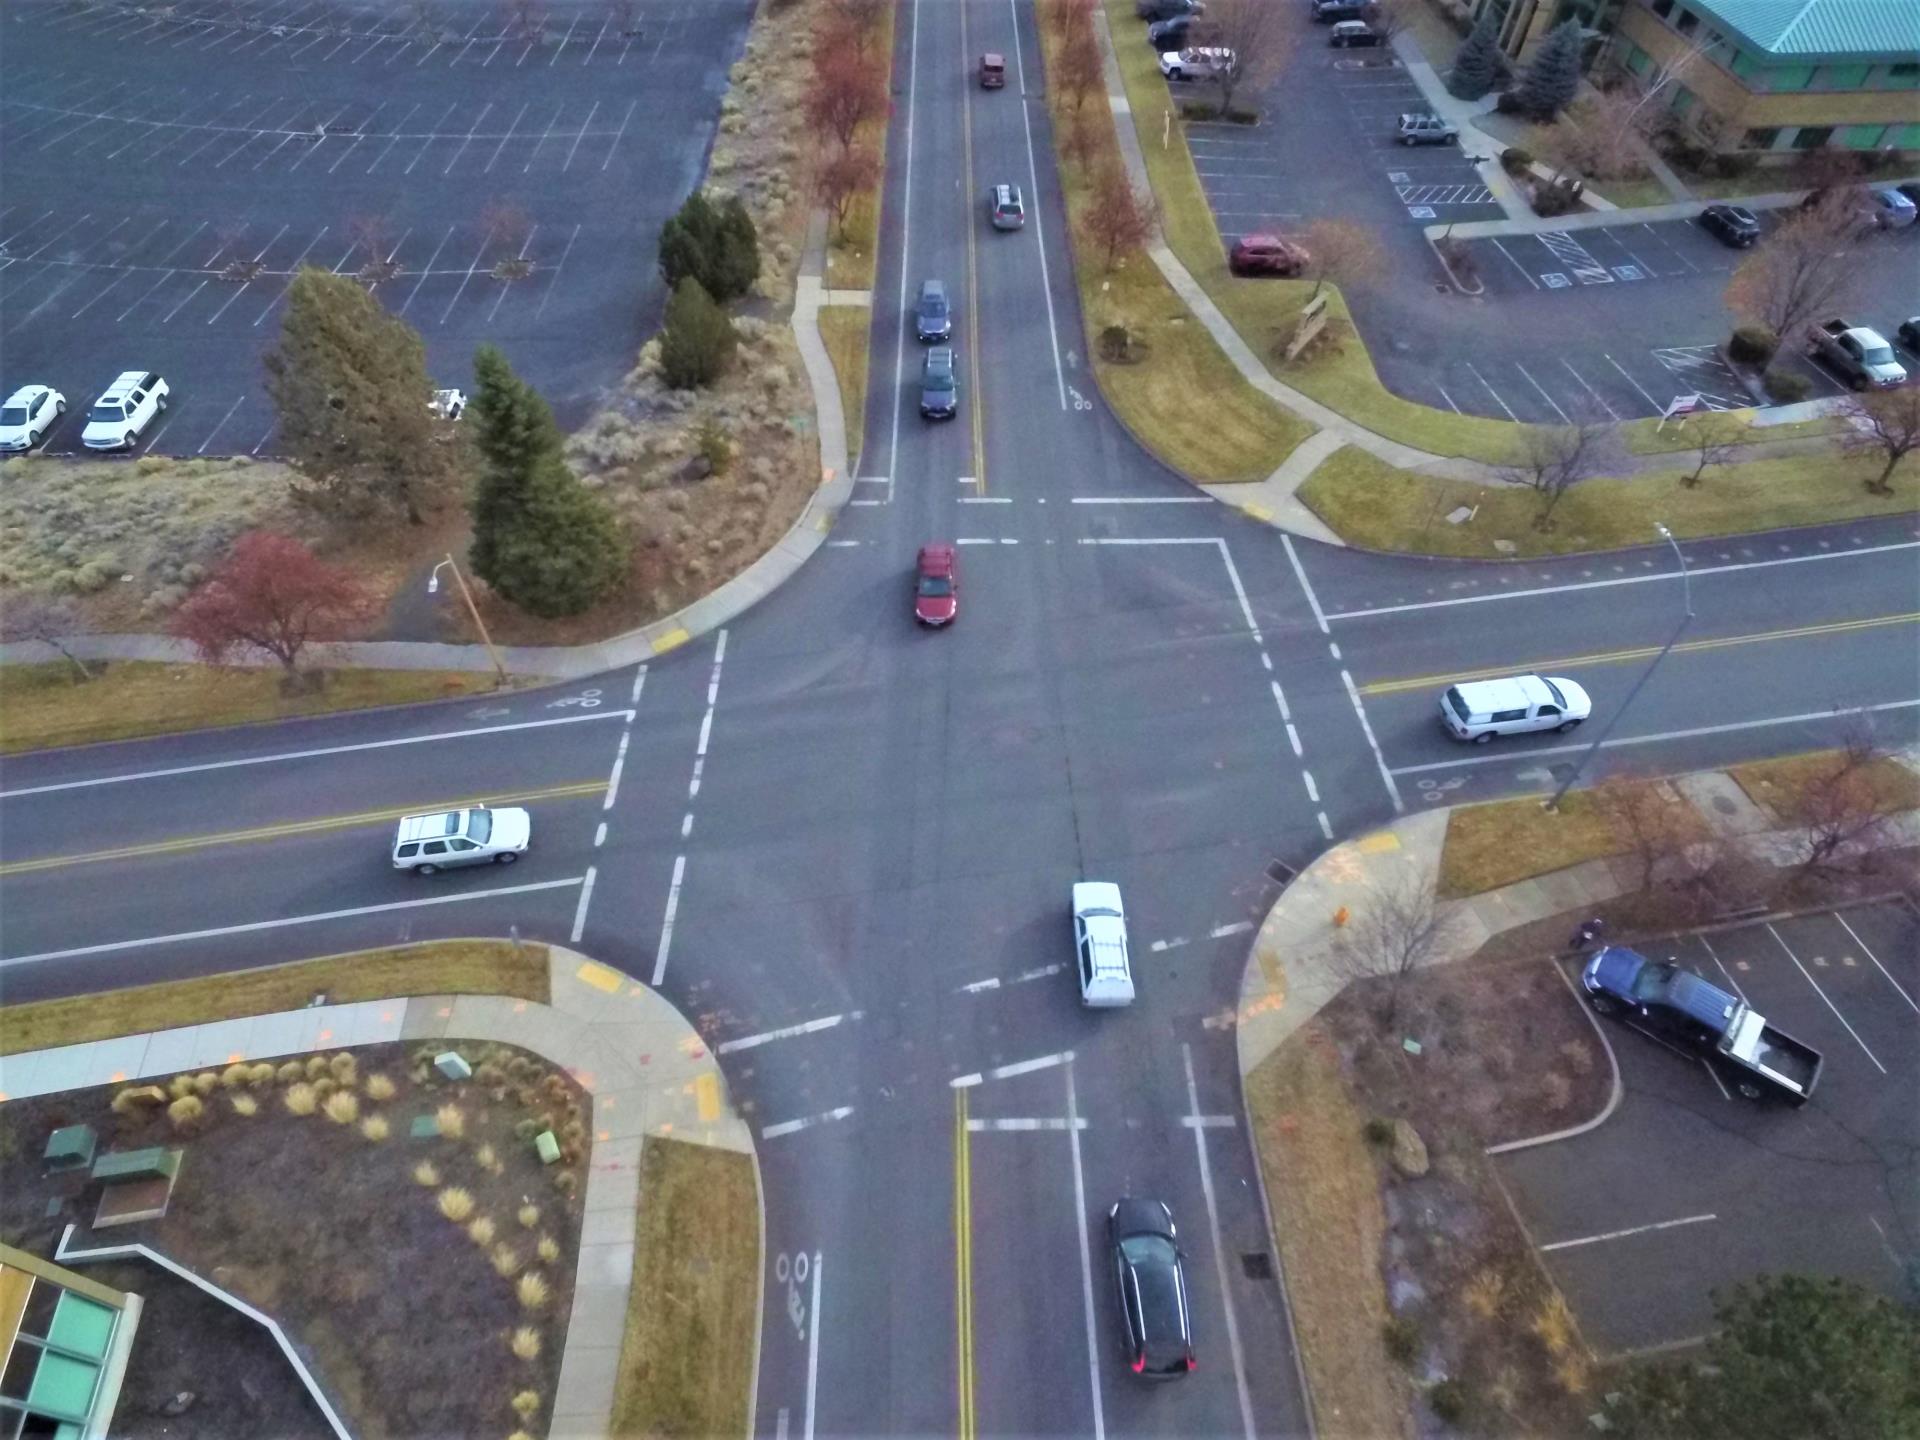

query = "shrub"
(1728, 324), (1778, 365)
(1499, 146), (1533, 174)
(437, 1187), (476, 1223)
(657, 190), (760, 304)
(221, 1063), (251, 1089)
(537, 1235), (561, 1264)
(323, 1091), (359, 1125)
(660, 278), (738, 389)
(510, 1327), (542, 1360)
(1430, 1378), (1470, 1423)
(435, 1104), (466, 1139)
(167, 1095), (205, 1131)
(492, 1244), (524, 1277)
(696, 416), (732, 475)
(1362, 1117), (1395, 1146)
(518, 1203), (541, 1229)
(516, 1272), (551, 1310)
(284, 1083), (319, 1116)
(328, 1052), (357, 1084)
(276, 1061), (305, 1085)
(365, 1073), (397, 1102)
(512, 1390), (541, 1420)
(552, 1168), (579, 1196)
(305, 1055), (329, 1080)
(312, 1077), (338, 1101)
(413, 1161), (441, 1187)
(230, 1093), (260, 1117)
(1494, 90), (1526, 114)
(476, 1142), (502, 1173)
(168, 1074), (197, 1100)
(1382, 1315), (1420, 1364)
(111, 1086), (164, 1115)
(248, 1063), (276, 1088)
(468, 1216), (498, 1247)
(1763, 368), (1813, 403)
(360, 1114), (390, 1141)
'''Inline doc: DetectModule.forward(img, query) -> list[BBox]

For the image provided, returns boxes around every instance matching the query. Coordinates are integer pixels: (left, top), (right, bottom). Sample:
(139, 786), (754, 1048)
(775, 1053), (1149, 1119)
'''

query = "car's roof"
(920, 278), (946, 295)
(1449, 674), (1551, 710)
(4, 385), (52, 403)
(396, 809), (469, 842)
(981, 50), (1004, 63)
(98, 370), (153, 395)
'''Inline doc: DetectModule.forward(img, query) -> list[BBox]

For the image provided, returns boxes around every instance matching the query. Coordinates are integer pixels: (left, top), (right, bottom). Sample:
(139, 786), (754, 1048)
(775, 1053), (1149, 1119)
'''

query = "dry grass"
(469, 1216), (498, 1248)
(610, 1137), (760, 1440)
(515, 1272), (550, 1311)
(1243, 1026), (1410, 1440)
(1439, 791), (1621, 899)
(360, 1114), (389, 1141)
(322, 1091), (360, 1125)
(365, 1074), (397, 1103)
(1730, 749), (1920, 827)
(437, 1187), (475, 1223)
(817, 306), (871, 473)
(0, 939), (548, 1056)
(510, 1327), (541, 1361)
(284, 1083), (318, 1117)
(413, 1162), (441, 1188)
(435, 1104), (467, 1140)
(0, 660), (503, 755)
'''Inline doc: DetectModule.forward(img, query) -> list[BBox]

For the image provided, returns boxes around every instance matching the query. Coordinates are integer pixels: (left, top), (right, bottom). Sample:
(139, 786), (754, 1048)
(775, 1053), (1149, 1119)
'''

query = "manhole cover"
(1242, 1252), (1274, 1281)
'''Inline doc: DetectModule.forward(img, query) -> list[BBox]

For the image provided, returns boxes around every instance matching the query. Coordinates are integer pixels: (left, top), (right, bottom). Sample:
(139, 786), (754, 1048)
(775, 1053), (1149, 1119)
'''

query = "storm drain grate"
(1265, 860), (1296, 887)
(1242, 1252), (1274, 1281)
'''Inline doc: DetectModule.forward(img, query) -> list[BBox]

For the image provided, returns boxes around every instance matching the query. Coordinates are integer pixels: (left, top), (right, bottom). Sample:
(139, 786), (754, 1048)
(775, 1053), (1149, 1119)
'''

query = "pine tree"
(1446, 11), (1502, 102)
(467, 345), (625, 618)
(263, 267), (450, 524)
(713, 195), (761, 302)
(657, 191), (760, 304)
(1516, 18), (1583, 120)
(658, 278), (738, 390)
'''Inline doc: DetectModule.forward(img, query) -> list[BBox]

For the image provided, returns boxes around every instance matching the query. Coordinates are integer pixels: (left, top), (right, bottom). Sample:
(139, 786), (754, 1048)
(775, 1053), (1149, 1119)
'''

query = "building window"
(1791, 125), (1833, 150)
(1841, 124), (1888, 150)
(1886, 62), (1919, 90)
(1649, 0), (1674, 17)
(1763, 64), (1815, 91)
(1674, 8), (1698, 35)
(1742, 127), (1782, 150)
(1731, 50), (1760, 78)
(1626, 44), (1652, 77)
(1669, 86), (1696, 116)
(1819, 63), (1871, 90)
(1891, 123), (1920, 150)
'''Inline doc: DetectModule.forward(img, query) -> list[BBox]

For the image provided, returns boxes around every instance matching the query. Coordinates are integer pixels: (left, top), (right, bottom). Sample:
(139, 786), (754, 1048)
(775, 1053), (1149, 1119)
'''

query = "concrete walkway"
(0, 945), (758, 1440)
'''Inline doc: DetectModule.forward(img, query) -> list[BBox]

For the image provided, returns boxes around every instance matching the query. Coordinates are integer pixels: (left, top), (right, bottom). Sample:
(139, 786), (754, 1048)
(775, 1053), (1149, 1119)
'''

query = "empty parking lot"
(0, 0), (752, 456)
(1496, 901), (1919, 1355)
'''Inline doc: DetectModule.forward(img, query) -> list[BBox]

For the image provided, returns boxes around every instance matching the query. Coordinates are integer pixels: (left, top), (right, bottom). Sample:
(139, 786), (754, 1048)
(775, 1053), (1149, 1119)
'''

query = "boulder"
(1388, 1118), (1429, 1178)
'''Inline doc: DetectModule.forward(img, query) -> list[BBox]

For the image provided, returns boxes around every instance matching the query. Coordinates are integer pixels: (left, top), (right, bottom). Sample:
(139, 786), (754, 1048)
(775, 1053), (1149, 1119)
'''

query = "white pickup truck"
(1808, 319), (1908, 389)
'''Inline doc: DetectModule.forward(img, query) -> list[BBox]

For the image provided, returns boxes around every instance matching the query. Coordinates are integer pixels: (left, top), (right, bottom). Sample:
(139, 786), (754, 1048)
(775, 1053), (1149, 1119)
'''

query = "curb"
(1481, 956), (1625, 1156)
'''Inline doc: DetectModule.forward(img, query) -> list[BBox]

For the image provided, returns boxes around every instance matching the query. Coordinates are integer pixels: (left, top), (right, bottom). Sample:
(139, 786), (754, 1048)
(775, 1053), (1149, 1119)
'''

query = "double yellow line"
(953, 1089), (978, 1440)
(1358, 612), (1920, 698)
(0, 781), (608, 877)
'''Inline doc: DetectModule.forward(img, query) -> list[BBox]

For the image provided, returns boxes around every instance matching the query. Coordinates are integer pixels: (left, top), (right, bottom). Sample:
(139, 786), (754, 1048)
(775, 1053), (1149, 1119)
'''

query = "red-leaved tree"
(807, 41), (888, 154)
(171, 531), (368, 685)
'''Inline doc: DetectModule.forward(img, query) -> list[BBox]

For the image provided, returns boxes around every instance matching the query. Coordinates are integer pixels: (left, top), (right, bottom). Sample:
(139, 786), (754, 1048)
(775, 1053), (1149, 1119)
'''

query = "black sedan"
(1699, 203), (1760, 248)
(1108, 1198), (1195, 1378)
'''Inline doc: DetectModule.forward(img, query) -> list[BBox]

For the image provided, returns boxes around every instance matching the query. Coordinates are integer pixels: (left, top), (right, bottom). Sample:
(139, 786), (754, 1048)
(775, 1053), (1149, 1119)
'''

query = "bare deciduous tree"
(1047, 0), (1095, 45)
(1839, 383), (1920, 495)
(813, 144), (880, 235)
(1083, 165), (1156, 271)
(1202, 0), (1294, 118)
(1724, 206), (1862, 349)
(480, 200), (534, 278)
(1593, 775), (1700, 890)
(1325, 875), (1462, 1030)
(1788, 721), (1903, 876)
(1367, 0), (1414, 44)
(1056, 27), (1104, 112)
(825, 0), (889, 48)
(1503, 421), (1612, 529)
(1681, 412), (1743, 488)
(1061, 109), (1102, 176)
(347, 213), (398, 281)
(1297, 217), (1384, 303)
(0, 595), (93, 682)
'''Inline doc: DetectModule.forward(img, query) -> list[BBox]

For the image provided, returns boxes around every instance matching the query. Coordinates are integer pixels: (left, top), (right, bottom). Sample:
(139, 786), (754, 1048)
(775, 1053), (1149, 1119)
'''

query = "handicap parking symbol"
(1408, 206), (1436, 219)
(1612, 265), (1645, 281)
(1542, 272), (1570, 289)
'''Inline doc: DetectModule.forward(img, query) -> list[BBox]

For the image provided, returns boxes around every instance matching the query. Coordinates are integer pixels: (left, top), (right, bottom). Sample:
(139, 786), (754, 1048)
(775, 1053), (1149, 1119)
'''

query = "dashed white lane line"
(958, 495), (1013, 504)
(1150, 936), (1189, 952)
(569, 865), (596, 942)
(950, 1049), (1075, 1088)
(717, 1010), (860, 1055)
(1183, 1043), (1257, 1440)
(761, 1105), (856, 1140)
(1181, 1114), (1237, 1128)
(603, 731), (629, 808)
(956, 962), (1063, 994)
(650, 853), (687, 987)
(1540, 1213), (1716, 1253)
(966, 1117), (1089, 1131)
(1210, 920), (1254, 939)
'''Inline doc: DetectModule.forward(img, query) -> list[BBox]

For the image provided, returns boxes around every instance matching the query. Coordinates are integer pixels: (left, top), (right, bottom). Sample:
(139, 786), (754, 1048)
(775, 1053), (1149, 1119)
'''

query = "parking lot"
(0, 0), (751, 456)
(1495, 901), (1919, 1355)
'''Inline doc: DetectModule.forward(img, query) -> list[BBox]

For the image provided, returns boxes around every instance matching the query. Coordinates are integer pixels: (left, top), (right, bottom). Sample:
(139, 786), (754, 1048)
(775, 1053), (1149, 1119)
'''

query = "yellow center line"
(1359, 612), (1920, 698)
(954, 1088), (977, 1440)
(0, 781), (608, 877)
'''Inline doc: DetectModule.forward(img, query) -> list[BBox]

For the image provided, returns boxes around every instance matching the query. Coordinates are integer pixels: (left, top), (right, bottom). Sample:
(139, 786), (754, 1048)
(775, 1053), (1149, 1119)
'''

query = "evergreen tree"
(1516, 18), (1583, 119)
(658, 278), (738, 390)
(657, 191), (760, 304)
(467, 345), (625, 618)
(1446, 10), (1502, 101)
(263, 267), (450, 524)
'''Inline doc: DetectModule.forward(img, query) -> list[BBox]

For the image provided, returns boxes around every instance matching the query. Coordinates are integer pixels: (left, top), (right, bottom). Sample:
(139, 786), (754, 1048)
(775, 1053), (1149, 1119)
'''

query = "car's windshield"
(917, 576), (953, 597)
(925, 372), (953, 392)
(1446, 689), (1471, 722)
(920, 298), (946, 319)
(466, 810), (493, 843)
(88, 404), (125, 424)
(0, 407), (26, 426)
(1120, 1233), (1177, 1267)
(1543, 679), (1567, 707)
(1860, 343), (1895, 366)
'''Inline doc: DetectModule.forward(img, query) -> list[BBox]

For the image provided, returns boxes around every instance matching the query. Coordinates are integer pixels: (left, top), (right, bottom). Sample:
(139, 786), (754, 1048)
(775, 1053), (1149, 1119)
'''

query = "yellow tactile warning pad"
(575, 960), (624, 994)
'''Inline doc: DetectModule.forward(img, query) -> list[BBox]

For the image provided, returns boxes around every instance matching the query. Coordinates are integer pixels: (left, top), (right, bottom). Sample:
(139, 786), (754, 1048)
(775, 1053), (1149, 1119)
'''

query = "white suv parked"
(392, 806), (531, 874)
(80, 370), (169, 450)
(0, 385), (66, 452)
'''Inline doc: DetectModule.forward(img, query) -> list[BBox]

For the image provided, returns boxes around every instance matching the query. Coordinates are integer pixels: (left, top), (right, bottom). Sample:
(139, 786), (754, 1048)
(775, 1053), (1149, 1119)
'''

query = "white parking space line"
(1182, 1044), (1257, 1440)
(1463, 361), (1520, 421)
(1325, 539), (1920, 618)
(1697, 935), (1749, 1004)
(1833, 912), (1918, 1014)
(718, 1011), (859, 1055)
(1515, 364), (1570, 422)
(1604, 353), (1665, 411)
(0, 877), (585, 969)
(1069, 496), (1211, 504)
(1540, 1213), (1716, 1253)
(1560, 359), (1625, 420)
(1766, 924), (1886, 1073)
(761, 1106), (856, 1140)
(1488, 238), (1541, 289)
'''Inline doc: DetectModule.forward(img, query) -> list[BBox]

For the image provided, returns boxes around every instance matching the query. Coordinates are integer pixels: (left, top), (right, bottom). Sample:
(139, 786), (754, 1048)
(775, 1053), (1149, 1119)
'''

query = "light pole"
(1545, 523), (1692, 811)
(429, 553), (508, 689)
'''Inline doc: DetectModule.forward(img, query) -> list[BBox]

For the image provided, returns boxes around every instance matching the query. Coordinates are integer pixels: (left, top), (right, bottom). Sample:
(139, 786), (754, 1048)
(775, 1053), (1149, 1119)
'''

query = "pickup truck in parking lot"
(1580, 947), (1823, 1105)
(1807, 318), (1909, 389)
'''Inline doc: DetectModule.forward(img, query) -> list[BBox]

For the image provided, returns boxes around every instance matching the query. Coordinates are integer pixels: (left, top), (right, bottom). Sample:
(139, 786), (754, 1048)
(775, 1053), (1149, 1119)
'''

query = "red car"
(1228, 233), (1309, 277)
(914, 544), (957, 626)
(980, 52), (1006, 88)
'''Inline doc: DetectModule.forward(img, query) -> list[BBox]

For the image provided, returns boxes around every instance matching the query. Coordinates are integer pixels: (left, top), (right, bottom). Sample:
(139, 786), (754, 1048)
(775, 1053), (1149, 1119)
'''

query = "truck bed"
(1723, 1007), (1822, 1100)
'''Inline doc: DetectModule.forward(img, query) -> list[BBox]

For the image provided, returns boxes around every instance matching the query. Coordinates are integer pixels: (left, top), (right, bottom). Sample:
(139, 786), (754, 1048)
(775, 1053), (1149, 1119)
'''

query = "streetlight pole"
(1545, 524), (1692, 811)
(429, 553), (508, 689)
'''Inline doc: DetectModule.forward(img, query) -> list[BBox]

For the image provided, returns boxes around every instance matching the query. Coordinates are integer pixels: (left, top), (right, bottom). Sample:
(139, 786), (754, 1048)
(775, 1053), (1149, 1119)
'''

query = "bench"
(91, 1147), (179, 1184)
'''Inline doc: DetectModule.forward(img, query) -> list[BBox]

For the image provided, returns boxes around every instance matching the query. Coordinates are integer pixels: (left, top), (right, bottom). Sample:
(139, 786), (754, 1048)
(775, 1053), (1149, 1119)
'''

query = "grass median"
(0, 940), (550, 1056)
(1438, 792), (1622, 900)
(818, 306), (872, 474)
(1299, 447), (1919, 558)
(0, 660), (503, 755)
(1039, 3), (1313, 482)
(1729, 748), (1920, 826)
(611, 1137), (761, 1440)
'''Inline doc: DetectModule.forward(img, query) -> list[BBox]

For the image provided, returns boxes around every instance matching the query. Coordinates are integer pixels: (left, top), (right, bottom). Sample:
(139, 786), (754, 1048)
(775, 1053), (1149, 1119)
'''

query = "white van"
(1439, 674), (1591, 744)
(1072, 882), (1136, 1007)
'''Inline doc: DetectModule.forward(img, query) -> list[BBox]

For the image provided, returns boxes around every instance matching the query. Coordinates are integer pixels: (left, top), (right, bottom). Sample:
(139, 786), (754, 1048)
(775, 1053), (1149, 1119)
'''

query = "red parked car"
(1228, 233), (1309, 277)
(914, 545), (958, 627)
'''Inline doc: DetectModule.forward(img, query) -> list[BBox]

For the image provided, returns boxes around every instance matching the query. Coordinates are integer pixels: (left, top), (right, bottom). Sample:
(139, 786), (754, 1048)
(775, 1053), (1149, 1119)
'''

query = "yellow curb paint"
(1356, 832), (1402, 855)
(1245, 504), (1274, 522)
(575, 961), (623, 994)
(649, 628), (690, 655)
(695, 1072), (721, 1123)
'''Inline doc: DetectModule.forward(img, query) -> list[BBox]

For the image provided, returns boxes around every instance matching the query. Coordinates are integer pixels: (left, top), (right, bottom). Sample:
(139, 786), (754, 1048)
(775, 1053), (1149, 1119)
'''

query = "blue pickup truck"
(1580, 947), (1823, 1106)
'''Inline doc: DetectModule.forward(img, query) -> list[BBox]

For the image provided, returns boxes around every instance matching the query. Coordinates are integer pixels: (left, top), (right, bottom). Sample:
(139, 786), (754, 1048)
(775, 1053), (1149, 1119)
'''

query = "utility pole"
(429, 553), (508, 689)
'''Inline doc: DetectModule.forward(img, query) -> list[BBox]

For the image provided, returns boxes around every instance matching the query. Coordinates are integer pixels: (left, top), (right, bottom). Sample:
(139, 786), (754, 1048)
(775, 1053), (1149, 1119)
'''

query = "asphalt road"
(0, 0), (751, 450)
(2, 0), (1919, 1435)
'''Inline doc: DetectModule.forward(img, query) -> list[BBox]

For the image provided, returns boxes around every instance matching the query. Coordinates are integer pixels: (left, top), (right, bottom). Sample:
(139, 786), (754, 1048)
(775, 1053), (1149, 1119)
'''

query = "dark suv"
(1109, 1199), (1194, 1378)
(919, 346), (957, 420)
(1699, 203), (1760, 248)
(915, 279), (952, 342)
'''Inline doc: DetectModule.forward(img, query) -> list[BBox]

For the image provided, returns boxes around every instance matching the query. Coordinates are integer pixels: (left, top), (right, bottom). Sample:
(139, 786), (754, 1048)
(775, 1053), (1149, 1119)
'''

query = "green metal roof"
(1684, 0), (1920, 59)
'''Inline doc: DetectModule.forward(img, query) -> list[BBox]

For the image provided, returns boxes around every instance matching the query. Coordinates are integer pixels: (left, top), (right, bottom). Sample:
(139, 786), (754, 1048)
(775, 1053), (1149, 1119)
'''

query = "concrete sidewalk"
(0, 945), (758, 1440)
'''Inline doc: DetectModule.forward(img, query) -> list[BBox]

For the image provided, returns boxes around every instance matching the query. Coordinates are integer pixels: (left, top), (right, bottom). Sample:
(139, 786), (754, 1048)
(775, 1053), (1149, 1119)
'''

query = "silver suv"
(1396, 113), (1458, 145)
(392, 806), (531, 874)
